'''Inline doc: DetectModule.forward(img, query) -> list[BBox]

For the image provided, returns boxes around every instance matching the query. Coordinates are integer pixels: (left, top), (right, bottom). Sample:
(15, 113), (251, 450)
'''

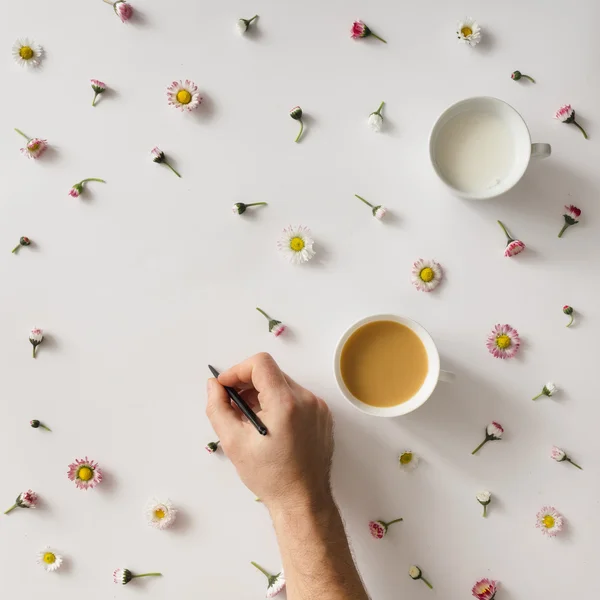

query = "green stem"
(245, 202), (267, 208)
(566, 314), (574, 328)
(482, 504), (487, 518)
(532, 392), (543, 401)
(497, 220), (513, 241)
(132, 573), (162, 578)
(165, 162), (181, 178)
(251, 562), (272, 580)
(573, 121), (588, 139)
(522, 74), (536, 83)
(102, 0), (114, 4)
(374, 101), (384, 115)
(558, 224), (569, 238)
(11, 245), (20, 254)
(421, 577), (433, 589)
(256, 307), (270, 320)
(32, 345), (37, 359)
(41, 424), (52, 432)
(247, 15), (258, 24)
(355, 194), (374, 208)
(14, 128), (31, 141)
(92, 93), (99, 107)
(294, 120), (304, 143)
(4, 504), (17, 514)
(471, 439), (488, 455)
(567, 458), (583, 470)
(384, 518), (403, 527)
(371, 33), (387, 43)
(80, 178), (106, 184)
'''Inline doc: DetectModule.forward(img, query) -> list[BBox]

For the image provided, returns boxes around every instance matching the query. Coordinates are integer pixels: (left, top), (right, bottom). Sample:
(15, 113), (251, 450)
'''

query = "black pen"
(208, 365), (268, 436)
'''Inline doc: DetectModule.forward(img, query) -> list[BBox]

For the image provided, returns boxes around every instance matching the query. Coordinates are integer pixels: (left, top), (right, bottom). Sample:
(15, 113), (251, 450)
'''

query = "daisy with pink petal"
(14, 128), (48, 159)
(29, 327), (43, 358)
(4, 489), (38, 514)
(551, 446), (582, 470)
(68, 178), (106, 198)
(472, 578), (498, 600)
(411, 259), (443, 292)
(555, 105), (588, 139)
(166, 80), (202, 112)
(354, 195), (387, 220)
(558, 205), (581, 237)
(251, 563), (285, 598)
(351, 20), (387, 43)
(205, 441), (220, 454)
(369, 517), (403, 539)
(67, 457), (103, 490)
(486, 324), (520, 359)
(103, 0), (134, 22)
(256, 307), (286, 337)
(563, 305), (575, 327)
(536, 506), (564, 536)
(497, 221), (525, 257)
(472, 422), (504, 455)
(90, 80), (107, 106)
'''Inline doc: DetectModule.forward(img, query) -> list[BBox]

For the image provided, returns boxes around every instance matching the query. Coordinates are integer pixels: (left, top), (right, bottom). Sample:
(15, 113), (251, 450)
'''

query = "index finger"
(218, 353), (291, 394)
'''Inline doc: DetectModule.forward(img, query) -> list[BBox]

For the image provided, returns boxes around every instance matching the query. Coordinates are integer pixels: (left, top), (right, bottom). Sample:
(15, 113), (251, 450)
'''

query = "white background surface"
(1, 0), (599, 598)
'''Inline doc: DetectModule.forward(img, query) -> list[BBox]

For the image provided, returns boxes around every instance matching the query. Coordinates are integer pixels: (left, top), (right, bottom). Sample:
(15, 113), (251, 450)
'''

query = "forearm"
(269, 495), (369, 600)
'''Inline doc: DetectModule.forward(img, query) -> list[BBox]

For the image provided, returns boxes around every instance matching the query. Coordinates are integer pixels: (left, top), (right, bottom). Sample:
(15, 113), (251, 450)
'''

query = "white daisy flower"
(536, 506), (564, 537)
(277, 225), (315, 265)
(237, 15), (258, 34)
(398, 450), (419, 472)
(12, 38), (44, 68)
(37, 547), (63, 572)
(166, 80), (202, 112)
(252, 563), (286, 598)
(411, 259), (443, 292)
(146, 498), (177, 529)
(456, 18), (482, 47)
(476, 490), (492, 517)
(368, 101), (385, 132)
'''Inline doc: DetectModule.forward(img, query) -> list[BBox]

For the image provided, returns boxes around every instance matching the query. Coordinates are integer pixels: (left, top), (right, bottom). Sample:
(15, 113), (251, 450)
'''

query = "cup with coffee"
(333, 315), (452, 417)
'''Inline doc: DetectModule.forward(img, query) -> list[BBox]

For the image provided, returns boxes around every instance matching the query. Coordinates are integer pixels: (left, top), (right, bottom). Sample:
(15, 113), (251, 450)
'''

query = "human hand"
(206, 353), (334, 513)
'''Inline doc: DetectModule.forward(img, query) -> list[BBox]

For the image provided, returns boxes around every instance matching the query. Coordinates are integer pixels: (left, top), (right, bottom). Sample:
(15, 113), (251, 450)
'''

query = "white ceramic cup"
(429, 96), (551, 200)
(333, 314), (452, 417)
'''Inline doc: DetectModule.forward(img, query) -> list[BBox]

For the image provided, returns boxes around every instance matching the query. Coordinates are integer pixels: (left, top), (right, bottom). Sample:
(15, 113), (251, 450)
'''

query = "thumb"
(205, 378), (243, 439)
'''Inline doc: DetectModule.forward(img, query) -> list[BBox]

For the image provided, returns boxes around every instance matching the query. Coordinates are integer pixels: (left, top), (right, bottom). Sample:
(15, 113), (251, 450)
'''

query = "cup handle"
(531, 143), (551, 159)
(439, 370), (455, 383)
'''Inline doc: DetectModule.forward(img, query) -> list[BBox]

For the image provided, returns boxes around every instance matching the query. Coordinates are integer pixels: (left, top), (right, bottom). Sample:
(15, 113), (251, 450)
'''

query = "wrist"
(267, 486), (336, 524)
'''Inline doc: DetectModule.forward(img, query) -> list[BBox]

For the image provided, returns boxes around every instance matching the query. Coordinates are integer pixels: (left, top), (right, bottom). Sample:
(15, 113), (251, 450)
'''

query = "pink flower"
(554, 105), (588, 138)
(271, 323), (286, 337)
(505, 239), (525, 257)
(497, 221), (525, 257)
(554, 104), (574, 122)
(23, 138), (48, 159)
(205, 441), (219, 454)
(472, 422), (504, 455)
(67, 457), (103, 490)
(350, 20), (387, 43)
(4, 489), (38, 514)
(115, 1), (133, 22)
(472, 578), (498, 600)
(368, 518), (403, 539)
(91, 80), (107, 106)
(559, 204), (581, 237)
(69, 186), (81, 198)
(536, 506), (564, 536)
(486, 324), (520, 359)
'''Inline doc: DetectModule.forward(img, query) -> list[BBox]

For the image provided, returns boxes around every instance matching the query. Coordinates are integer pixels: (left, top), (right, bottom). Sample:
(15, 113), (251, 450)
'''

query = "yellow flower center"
(399, 452), (413, 465)
(29, 142), (40, 151)
(78, 466), (93, 481)
(543, 515), (555, 529)
(176, 90), (192, 104)
(496, 334), (511, 349)
(43, 552), (56, 564)
(420, 267), (434, 282)
(290, 237), (305, 252)
(19, 46), (34, 60)
(154, 508), (166, 519)
(461, 26), (473, 37)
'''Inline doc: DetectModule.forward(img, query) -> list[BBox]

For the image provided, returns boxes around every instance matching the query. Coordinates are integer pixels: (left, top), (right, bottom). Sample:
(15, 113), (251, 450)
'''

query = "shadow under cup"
(333, 315), (441, 417)
(429, 97), (533, 200)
